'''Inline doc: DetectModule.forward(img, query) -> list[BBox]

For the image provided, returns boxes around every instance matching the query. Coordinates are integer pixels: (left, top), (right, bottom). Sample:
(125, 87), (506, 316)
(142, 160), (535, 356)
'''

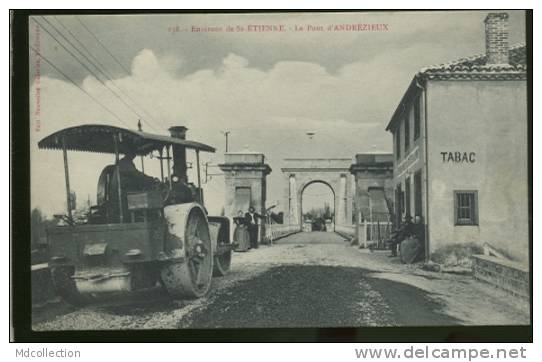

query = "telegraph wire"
(53, 16), (162, 129)
(76, 15), (169, 131)
(75, 16), (131, 75)
(35, 17), (158, 132)
(33, 17), (139, 125)
(51, 17), (115, 82)
(29, 45), (127, 125)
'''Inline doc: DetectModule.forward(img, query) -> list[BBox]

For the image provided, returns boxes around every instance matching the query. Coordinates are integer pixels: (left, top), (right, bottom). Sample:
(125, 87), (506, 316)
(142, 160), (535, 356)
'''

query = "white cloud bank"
(30, 47), (425, 216)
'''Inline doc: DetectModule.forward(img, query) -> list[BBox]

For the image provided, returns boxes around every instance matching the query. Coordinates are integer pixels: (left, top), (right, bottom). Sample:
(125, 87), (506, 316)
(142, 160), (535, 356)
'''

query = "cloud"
(28, 11), (526, 216)
(31, 49), (399, 216)
(221, 53), (249, 69)
(131, 49), (163, 79)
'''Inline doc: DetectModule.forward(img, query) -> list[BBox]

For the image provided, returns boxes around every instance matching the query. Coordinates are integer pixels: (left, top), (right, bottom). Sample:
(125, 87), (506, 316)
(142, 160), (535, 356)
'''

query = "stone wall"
(472, 255), (529, 299)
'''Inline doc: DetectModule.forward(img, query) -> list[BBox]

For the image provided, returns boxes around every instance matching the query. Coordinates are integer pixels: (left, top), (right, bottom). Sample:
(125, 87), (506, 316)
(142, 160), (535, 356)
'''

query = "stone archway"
(300, 180), (336, 231)
(281, 159), (354, 228)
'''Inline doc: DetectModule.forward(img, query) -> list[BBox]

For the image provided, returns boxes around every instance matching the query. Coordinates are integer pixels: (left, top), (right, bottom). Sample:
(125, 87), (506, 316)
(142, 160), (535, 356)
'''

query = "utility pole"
(138, 119), (145, 172)
(221, 130), (230, 152)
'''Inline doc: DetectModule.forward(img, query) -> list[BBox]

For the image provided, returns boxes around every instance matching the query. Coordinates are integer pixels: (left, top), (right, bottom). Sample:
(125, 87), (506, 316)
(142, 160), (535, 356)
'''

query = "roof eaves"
(385, 76), (423, 132)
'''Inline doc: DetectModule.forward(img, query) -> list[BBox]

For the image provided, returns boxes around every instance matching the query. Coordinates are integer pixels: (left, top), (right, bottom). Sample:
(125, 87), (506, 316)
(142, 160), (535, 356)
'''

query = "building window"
(414, 96), (421, 140)
(395, 127), (401, 160)
(454, 191), (478, 225)
(404, 114), (410, 152)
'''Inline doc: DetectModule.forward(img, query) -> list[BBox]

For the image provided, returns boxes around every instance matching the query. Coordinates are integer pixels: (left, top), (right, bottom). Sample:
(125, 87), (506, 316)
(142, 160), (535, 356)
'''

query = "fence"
(335, 215), (393, 248)
(335, 224), (356, 239)
(263, 222), (301, 244)
(359, 220), (393, 248)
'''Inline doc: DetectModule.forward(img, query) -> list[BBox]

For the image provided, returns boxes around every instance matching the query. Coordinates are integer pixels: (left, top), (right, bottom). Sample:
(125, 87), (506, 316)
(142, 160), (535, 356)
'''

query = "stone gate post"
(350, 154), (394, 245)
(219, 152), (272, 242)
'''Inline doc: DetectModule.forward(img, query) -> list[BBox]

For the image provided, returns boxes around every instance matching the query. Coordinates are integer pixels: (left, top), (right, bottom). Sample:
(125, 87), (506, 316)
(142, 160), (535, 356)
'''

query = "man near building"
(245, 206), (263, 249)
(389, 215), (415, 257)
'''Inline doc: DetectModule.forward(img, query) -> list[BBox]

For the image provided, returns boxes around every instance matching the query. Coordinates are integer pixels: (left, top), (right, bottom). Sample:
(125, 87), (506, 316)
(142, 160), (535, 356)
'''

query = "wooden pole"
(159, 148), (164, 182)
(61, 136), (73, 222)
(166, 145), (172, 190)
(369, 196), (373, 243)
(113, 134), (124, 223)
(196, 150), (203, 205)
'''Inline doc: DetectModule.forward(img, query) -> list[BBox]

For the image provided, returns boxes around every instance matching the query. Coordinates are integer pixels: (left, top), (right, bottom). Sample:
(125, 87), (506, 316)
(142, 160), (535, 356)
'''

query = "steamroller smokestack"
(168, 126), (188, 183)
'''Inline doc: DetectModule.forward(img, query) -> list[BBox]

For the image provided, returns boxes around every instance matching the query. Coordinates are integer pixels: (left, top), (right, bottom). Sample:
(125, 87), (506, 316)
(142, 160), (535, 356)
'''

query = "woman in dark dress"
(233, 210), (251, 252)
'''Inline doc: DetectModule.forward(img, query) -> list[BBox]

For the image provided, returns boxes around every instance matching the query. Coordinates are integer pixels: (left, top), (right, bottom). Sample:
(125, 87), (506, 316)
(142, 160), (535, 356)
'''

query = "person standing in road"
(245, 206), (263, 249)
(233, 210), (250, 252)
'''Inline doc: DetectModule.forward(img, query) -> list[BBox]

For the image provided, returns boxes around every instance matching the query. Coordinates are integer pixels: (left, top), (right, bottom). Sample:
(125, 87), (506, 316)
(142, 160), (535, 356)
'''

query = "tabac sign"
(440, 152), (476, 164)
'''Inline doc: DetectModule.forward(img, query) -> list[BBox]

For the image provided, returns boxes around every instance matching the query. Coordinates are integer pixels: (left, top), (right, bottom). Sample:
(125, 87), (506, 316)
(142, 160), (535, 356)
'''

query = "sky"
(28, 11), (526, 217)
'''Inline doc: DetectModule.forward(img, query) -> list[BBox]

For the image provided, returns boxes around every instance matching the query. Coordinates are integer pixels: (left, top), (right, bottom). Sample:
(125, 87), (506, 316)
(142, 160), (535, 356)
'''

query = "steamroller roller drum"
(161, 204), (214, 299)
(50, 266), (95, 306)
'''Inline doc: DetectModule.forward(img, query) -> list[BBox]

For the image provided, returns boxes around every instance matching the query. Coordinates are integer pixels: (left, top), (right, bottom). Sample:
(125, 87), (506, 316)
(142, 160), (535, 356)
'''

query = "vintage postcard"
(24, 10), (530, 333)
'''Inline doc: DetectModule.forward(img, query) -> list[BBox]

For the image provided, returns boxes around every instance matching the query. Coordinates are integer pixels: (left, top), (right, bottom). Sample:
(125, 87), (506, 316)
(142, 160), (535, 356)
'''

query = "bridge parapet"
(263, 223), (301, 244)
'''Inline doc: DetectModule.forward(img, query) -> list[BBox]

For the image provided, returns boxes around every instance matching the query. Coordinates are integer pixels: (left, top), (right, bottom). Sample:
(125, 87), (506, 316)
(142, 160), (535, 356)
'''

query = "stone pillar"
(219, 152), (272, 242)
(287, 174), (298, 226)
(337, 174), (347, 224)
(350, 154), (394, 243)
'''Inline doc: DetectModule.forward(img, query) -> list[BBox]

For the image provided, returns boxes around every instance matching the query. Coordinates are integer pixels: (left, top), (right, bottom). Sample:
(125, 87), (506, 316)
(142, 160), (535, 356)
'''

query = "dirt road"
(32, 232), (529, 330)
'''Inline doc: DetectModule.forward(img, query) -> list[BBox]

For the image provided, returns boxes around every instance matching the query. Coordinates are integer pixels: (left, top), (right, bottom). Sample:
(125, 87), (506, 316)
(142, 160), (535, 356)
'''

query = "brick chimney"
(484, 12), (509, 65)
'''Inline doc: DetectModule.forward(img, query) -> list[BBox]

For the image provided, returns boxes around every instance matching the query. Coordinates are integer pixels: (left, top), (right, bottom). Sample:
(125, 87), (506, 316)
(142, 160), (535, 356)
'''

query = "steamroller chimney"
(169, 126), (188, 140)
(484, 12), (509, 65)
(168, 126), (188, 183)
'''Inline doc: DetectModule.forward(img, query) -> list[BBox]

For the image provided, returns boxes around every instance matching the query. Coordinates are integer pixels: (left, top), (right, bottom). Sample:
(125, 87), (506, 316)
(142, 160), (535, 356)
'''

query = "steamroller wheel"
(161, 205), (214, 299)
(50, 266), (94, 306)
(213, 248), (232, 277)
(209, 220), (232, 277)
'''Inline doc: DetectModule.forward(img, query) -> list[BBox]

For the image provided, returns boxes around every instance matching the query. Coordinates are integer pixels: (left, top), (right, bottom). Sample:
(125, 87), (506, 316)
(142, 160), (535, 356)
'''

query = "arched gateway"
(219, 153), (395, 242)
(281, 155), (395, 234)
(281, 159), (354, 229)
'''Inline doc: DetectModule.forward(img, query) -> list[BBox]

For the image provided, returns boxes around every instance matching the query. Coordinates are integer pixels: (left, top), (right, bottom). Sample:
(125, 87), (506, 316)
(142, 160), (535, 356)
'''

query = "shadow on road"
(177, 265), (460, 328)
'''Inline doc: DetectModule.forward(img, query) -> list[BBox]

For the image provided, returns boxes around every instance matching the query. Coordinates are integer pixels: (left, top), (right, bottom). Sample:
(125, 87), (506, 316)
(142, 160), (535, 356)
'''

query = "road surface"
(33, 232), (529, 330)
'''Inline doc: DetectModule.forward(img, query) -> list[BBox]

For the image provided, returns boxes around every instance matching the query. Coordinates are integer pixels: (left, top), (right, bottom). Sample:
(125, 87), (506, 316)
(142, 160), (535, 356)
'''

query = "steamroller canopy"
(38, 124), (216, 155)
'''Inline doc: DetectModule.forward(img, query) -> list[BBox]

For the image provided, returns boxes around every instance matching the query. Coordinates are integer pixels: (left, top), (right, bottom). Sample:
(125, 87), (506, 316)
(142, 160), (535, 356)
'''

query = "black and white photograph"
(12, 9), (532, 341)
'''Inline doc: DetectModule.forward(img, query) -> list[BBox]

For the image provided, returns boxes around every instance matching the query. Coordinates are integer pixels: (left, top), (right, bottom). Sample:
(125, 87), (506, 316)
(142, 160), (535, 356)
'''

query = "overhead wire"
(34, 17), (158, 132)
(52, 16), (161, 130)
(29, 45), (126, 125)
(75, 16), (131, 75)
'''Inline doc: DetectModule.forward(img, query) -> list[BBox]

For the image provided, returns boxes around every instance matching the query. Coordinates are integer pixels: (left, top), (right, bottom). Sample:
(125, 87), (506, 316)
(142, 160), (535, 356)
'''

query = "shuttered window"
(454, 191), (478, 225)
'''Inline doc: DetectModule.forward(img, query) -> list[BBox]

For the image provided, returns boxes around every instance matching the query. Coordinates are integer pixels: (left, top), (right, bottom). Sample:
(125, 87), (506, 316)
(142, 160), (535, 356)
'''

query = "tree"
(30, 207), (57, 248)
(30, 208), (45, 247)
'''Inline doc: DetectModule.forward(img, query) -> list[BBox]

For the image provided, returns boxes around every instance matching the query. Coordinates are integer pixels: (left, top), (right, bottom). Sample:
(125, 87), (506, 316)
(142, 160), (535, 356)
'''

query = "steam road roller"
(38, 124), (233, 305)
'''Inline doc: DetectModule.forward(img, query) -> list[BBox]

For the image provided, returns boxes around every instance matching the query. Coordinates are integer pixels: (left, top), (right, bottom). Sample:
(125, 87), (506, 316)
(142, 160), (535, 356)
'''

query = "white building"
(385, 13), (529, 264)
